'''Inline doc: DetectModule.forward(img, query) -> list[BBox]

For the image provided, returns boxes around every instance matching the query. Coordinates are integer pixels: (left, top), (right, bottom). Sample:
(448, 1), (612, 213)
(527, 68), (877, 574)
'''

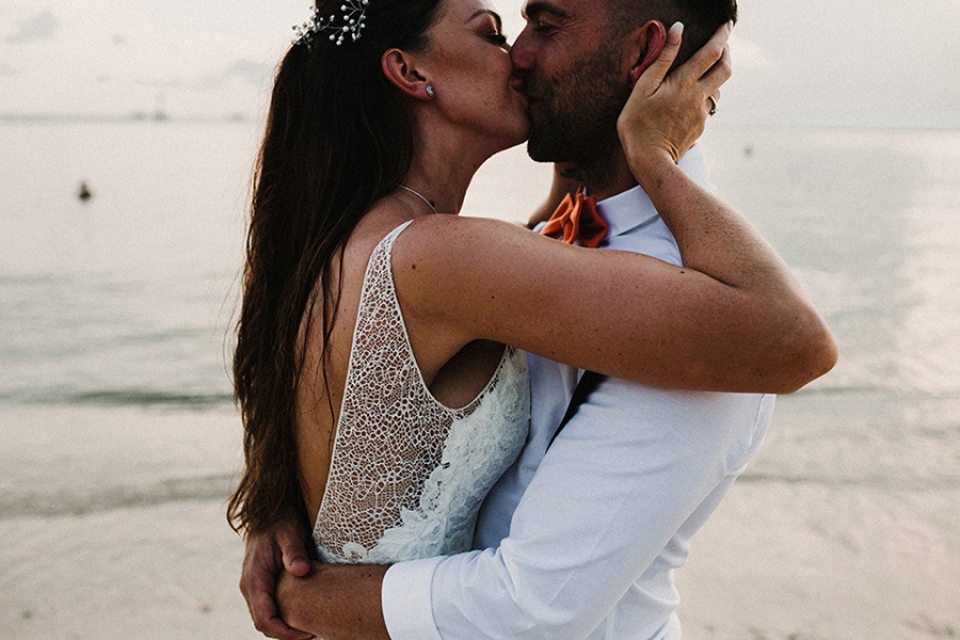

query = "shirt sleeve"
(382, 557), (445, 640)
(383, 378), (768, 640)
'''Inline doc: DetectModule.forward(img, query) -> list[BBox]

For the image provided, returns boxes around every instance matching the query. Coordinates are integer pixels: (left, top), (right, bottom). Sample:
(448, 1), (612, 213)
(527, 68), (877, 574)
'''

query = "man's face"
(511, 0), (632, 164)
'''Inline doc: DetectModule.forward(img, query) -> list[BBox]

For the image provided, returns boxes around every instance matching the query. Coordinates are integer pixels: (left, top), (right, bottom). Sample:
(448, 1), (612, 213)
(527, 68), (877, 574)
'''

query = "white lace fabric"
(313, 222), (530, 564)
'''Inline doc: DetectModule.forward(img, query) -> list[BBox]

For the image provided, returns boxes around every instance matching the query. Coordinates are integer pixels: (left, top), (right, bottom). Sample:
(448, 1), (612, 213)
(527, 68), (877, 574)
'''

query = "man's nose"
(510, 28), (534, 71)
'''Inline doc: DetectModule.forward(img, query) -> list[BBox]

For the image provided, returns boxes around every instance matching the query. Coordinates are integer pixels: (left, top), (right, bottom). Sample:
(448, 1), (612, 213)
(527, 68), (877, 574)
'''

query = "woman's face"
(419, 0), (529, 151)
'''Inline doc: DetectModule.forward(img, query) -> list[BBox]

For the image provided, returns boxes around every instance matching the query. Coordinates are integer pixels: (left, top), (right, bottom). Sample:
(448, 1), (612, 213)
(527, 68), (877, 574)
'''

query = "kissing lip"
(510, 78), (533, 111)
(511, 77), (543, 107)
(510, 77), (529, 99)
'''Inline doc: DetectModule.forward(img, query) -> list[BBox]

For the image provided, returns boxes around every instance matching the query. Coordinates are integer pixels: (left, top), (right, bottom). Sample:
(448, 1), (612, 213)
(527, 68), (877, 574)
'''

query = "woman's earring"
(426, 85), (435, 98)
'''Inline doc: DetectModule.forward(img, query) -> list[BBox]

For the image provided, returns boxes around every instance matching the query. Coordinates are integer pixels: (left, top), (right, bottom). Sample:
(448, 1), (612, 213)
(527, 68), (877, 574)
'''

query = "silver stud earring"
(426, 85), (435, 98)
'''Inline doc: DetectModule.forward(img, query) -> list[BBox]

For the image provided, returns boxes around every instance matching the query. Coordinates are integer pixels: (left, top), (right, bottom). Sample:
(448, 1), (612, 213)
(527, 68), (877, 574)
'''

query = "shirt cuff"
(381, 557), (445, 640)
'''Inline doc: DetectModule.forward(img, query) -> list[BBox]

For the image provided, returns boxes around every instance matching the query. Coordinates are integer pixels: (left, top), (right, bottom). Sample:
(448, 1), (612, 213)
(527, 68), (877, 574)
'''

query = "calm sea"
(1, 120), (958, 516)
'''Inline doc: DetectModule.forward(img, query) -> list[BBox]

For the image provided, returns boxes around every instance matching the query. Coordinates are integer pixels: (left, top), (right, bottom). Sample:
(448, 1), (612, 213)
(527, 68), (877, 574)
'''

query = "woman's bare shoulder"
(391, 214), (550, 273)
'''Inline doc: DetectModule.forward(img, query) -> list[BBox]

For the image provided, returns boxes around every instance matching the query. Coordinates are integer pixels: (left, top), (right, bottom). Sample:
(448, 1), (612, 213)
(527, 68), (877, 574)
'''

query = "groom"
(244, 1), (772, 638)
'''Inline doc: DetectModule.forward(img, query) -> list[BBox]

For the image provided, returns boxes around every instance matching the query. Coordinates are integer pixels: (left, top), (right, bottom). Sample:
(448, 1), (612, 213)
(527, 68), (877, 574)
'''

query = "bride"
(229, 0), (833, 593)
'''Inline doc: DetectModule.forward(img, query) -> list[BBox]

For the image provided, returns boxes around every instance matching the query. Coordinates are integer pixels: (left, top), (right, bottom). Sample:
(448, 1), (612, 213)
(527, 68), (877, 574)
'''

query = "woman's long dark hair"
(228, 0), (444, 536)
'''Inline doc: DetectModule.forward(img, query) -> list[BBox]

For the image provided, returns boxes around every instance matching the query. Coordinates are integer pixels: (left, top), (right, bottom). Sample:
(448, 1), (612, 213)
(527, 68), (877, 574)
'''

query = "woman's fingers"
(677, 29), (732, 120)
(635, 21), (684, 93)
(699, 44), (732, 100)
(676, 21), (732, 87)
(618, 20), (734, 163)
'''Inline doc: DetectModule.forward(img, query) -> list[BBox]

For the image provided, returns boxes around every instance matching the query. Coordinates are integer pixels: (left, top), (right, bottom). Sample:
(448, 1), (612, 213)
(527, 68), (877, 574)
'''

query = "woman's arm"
(620, 21), (837, 389)
(395, 25), (835, 394)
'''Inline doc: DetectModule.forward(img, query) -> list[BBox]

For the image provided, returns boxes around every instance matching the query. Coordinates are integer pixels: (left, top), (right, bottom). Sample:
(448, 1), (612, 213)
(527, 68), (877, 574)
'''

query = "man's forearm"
(278, 562), (391, 640)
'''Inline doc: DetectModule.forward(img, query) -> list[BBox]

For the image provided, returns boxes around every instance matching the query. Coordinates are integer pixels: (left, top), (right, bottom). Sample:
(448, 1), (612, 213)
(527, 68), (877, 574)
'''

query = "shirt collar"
(594, 184), (657, 241)
(594, 145), (710, 242)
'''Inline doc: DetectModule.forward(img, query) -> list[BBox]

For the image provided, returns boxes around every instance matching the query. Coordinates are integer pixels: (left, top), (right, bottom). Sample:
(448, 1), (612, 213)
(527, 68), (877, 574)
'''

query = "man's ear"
(382, 48), (432, 100)
(627, 20), (667, 85)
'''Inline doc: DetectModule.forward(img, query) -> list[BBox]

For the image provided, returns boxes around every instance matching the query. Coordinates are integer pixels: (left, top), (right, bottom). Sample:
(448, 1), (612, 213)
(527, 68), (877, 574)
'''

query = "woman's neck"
(403, 119), (497, 216)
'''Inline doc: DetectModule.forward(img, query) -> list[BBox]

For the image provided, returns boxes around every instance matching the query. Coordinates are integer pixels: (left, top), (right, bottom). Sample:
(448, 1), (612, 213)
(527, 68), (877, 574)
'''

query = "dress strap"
(340, 218), (416, 407)
(375, 220), (415, 257)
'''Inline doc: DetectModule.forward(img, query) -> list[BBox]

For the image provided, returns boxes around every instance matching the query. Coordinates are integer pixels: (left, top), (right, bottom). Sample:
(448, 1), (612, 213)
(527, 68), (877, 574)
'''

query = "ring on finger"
(707, 95), (719, 116)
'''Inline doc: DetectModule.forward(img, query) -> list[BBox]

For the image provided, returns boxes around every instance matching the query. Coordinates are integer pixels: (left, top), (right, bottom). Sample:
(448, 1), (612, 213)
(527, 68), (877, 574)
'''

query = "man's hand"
(239, 519), (314, 640)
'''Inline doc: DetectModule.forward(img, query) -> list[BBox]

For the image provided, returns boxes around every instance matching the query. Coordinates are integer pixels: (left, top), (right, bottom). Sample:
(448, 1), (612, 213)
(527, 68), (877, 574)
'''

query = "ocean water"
(0, 120), (256, 411)
(702, 127), (960, 493)
(1, 119), (958, 521)
(0, 120), (958, 637)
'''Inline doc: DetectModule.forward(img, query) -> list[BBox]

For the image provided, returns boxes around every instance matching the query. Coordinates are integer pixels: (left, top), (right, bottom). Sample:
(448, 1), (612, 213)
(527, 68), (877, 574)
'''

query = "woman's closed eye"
(485, 32), (508, 46)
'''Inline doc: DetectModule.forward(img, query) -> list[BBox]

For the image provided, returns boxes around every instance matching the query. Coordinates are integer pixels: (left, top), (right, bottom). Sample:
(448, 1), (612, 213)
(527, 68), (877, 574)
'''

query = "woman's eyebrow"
(468, 8), (503, 31)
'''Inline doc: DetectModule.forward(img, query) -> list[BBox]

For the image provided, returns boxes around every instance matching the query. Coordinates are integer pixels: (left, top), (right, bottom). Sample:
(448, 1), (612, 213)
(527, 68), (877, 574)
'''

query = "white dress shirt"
(381, 147), (775, 640)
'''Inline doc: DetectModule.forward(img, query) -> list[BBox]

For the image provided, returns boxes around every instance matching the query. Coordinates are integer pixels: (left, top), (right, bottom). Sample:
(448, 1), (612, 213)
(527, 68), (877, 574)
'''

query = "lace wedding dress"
(313, 221), (530, 563)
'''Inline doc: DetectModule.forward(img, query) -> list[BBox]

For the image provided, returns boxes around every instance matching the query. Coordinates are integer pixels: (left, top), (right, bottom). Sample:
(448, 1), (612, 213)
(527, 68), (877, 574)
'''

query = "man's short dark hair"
(609, 0), (738, 67)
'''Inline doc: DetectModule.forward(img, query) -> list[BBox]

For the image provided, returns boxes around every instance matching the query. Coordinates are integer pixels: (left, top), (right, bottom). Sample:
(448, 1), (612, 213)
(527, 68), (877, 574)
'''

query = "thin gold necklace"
(399, 185), (438, 214)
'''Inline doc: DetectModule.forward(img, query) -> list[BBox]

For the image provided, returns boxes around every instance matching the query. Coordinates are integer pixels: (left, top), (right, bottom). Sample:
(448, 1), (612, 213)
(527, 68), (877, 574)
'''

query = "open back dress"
(313, 221), (530, 563)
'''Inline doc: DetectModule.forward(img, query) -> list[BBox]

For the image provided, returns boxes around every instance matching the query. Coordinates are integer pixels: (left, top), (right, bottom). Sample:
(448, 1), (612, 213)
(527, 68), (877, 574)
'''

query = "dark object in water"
(78, 182), (93, 202)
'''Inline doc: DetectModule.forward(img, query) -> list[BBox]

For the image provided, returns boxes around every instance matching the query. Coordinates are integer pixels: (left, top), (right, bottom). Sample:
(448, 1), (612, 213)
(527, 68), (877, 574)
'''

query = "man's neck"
(579, 148), (638, 202)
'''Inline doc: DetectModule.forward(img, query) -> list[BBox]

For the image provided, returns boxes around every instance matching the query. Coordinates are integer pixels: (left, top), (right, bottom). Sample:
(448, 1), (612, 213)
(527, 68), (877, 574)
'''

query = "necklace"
(399, 185), (438, 215)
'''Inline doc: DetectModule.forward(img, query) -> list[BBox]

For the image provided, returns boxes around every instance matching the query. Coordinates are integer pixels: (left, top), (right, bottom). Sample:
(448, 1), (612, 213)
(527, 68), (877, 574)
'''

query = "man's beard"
(525, 41), (631, 168)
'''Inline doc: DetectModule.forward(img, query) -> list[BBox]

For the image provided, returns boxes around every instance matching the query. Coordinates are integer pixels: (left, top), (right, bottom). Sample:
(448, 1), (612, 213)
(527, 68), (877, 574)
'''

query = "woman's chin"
(489, 132), (530, 158)
(503, 122), (532, 151)
(471, 123), (529, 160)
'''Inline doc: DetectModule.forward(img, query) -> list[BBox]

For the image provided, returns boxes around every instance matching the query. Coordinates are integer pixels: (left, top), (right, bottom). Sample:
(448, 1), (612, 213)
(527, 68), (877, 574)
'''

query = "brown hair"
(228, 0), (444, 536)
(610, 0), (738, 66)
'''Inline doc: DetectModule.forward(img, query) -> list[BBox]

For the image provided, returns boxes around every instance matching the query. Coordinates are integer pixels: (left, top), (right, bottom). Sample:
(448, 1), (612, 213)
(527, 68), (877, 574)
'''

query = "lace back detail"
(313, 221), (530, 563)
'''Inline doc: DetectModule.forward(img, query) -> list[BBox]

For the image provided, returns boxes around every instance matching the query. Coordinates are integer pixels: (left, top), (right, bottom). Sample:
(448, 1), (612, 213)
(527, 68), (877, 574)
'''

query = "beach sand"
(2, 410), (957, 640)
(2, 500), (257, 640)
(5, 482), (957, 640)
(676, 483), (960, 639)
(0, 406), (258, 640)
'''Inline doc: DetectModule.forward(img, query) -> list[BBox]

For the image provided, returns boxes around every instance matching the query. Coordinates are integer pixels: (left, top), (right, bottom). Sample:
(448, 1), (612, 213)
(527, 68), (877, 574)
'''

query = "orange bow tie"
(540, 187), (608, 248)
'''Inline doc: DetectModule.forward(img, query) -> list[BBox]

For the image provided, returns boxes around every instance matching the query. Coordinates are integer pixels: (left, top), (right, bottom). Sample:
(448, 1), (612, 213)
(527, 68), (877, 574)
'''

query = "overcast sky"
(1, 0), (959, 128)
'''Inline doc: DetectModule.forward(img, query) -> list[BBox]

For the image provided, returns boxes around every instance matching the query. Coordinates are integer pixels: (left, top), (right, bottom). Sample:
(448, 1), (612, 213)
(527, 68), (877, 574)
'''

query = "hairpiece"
(293, 1), (370, 48)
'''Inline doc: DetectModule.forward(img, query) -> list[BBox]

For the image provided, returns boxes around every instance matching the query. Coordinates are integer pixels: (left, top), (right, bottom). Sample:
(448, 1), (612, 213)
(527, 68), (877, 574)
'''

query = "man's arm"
(406, 384), (769, 640)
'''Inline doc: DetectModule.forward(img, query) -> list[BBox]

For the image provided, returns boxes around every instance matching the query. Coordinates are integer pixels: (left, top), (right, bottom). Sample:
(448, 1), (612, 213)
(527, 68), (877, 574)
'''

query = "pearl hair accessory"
(293, 1), (370, 49)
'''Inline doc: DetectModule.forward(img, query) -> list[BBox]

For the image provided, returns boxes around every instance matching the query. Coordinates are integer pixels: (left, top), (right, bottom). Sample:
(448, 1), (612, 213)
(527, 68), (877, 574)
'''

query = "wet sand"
(2, 409), (957, 640)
